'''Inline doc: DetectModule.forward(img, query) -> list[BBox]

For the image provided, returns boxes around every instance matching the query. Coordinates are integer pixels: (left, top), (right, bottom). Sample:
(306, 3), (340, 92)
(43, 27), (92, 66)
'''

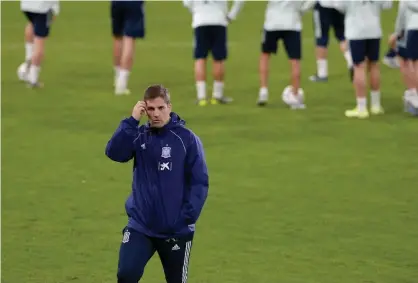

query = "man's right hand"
(132, 101), (147, 121)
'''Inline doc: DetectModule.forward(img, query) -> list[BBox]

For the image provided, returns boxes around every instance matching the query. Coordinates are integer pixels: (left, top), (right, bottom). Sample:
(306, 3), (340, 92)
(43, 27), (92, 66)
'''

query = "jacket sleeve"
(105, 116), (139, 163)
(332, 0), (348, 13)
(379, 0), (393, 10)
(227, 0), (245, 21)
(182, 134), (209, 224)
(395, 0), (407, 35)
(406, 1), (418, 12)
(318, 0), (334, 8)
(51, 1), (59, 15)
(183, 0), (193, 13)
(300, 0), (316, 13)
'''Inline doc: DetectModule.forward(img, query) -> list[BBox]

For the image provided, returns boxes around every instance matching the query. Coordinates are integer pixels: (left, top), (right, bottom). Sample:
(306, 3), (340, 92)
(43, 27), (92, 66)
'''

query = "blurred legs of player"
(194, 58), (206, 104)
(257, 30), (305, 109)
(111, 1), (145, 96)
(311, 41), (353, 82)
(212, 59), (226, 104)
(345, 39), (384, 119)
(194, 25), (232, 106)
(113, 37), (122, 87)
(258, 52), (270, 105)
(113, 36), (135, 95)
(310, 5), (353, 82)
(383, 33), (400, 69)
(404, 30), (418, 115)
(17, 23), (34, 82)
(389, 32), (418, 109)
(17, 11), (53, 88)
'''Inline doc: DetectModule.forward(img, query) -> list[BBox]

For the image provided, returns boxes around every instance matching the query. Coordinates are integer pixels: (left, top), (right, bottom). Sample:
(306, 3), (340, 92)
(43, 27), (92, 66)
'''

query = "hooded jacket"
(105, 112), (209, 238)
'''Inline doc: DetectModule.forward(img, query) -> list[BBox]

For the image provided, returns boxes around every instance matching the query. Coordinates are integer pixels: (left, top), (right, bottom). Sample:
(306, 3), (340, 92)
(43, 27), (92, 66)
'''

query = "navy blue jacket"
(105, 112), (209, 238)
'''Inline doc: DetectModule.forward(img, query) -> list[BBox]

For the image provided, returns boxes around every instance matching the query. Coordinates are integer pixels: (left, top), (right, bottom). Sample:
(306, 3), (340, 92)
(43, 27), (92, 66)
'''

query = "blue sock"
(385, 48), (397, 58)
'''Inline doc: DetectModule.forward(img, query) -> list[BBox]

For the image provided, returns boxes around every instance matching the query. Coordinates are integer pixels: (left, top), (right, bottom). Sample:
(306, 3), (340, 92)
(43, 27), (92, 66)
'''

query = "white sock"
(114, 66), (120, 87)
(344, 50), (353, 68)
(116, 69), (129, 92)
(213, 81), (224, 99)
(259, 87), (268, 101)
(370, 90), (381, 107)
(25, 42), (33, 62)
(407, 88), (418, 97)
(357, 97), (367, 112)
(21, 62), (29, 72)
(196, 81), (206, 100)
(317, 59), (328, 78)
(28, 65), (40, 84)
(114, 66), (120, 80)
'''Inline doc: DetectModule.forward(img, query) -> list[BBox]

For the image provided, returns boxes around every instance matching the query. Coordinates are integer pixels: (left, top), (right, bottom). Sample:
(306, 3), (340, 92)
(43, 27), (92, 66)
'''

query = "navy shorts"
(397, 32), (408, 60)
(313, 3), (345, 47)
(117, 227), (194, 283)
(24, 11), (53, 38)
(261, 30), (301, 59)
(406, 30), (418, 61)
(193, 25), (227, 61)
(349, 38), (380, 65)
(111, 0), (145, 38)
(398, 47), (408, 60)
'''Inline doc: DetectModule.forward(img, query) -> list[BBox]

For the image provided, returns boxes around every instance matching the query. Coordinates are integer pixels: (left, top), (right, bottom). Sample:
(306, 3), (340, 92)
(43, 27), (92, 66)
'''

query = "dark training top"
(106, 112), (209, 238)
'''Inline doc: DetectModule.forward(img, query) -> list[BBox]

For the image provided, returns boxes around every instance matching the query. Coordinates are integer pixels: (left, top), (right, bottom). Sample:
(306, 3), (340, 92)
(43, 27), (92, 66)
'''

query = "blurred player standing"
(18, 0), (59, 88)
(334, 0), (392, 119)
(183, 0), (244, 106)
(403, 0), (418, 112)
(111, 0), (145, 95)
(390, 0), (418, 108)
(382, 33), (401, 69)
(257, 0), (315, 108)
(310, 0), (353, 82)
(382, 1), (409, 69)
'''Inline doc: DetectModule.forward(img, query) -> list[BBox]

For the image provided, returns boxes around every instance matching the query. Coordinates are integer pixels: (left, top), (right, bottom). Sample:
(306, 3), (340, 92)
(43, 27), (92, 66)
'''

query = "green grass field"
(2, 1), (418, 283)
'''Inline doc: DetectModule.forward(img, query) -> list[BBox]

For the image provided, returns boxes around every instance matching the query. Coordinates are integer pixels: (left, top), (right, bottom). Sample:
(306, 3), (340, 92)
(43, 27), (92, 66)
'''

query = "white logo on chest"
(159, 162), (172, 171)
(161, 145), (171, 158)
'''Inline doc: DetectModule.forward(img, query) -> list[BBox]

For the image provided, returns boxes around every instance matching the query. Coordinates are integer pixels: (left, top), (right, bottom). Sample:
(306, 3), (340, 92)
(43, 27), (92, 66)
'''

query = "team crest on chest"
(161, 145), (171, 158)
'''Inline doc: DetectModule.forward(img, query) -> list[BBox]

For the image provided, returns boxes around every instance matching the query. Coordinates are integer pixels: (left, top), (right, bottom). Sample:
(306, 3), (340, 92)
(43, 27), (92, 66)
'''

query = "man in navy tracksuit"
(105, 84), (209, 283)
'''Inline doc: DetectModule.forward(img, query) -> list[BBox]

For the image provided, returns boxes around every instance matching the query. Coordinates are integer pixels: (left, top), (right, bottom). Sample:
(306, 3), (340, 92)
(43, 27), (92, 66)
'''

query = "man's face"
(145, 97), (172, 128)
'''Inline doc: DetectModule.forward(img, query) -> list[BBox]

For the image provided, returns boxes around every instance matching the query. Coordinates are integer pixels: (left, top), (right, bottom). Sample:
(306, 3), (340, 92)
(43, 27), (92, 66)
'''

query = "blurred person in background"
(403, 0), (418, 113)
(183, 0), (244, 106)
(111, 0), (145, 95)
(257, 0), (315, 108)
(17, 0), (59, 88)
(334, 0), (393, 119)
(309, 0), (353, 83)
